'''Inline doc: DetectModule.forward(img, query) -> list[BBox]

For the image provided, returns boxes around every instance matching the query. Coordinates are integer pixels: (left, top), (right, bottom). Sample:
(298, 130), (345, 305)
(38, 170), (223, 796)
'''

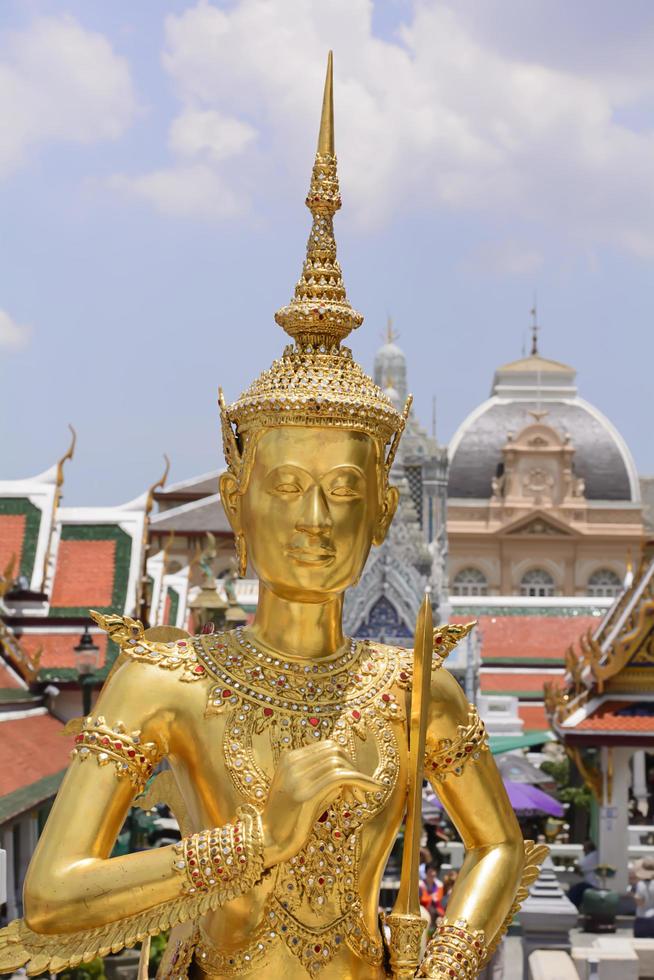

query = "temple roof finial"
(386, 315), (399, 344)
(530, 297), (540, 356)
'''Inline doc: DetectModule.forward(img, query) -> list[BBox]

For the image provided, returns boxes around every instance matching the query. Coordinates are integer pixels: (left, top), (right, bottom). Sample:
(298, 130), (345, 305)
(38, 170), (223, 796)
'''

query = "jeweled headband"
(220, 52), (411, 484)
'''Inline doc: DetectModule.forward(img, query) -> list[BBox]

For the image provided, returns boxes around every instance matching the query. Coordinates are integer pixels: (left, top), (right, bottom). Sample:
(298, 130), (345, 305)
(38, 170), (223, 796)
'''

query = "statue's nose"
(296, 485), (332, 535)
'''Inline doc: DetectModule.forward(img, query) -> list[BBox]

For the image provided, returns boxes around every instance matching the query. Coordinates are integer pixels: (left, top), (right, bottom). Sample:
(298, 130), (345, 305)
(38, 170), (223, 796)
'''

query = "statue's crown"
(220, 52), (411, 481)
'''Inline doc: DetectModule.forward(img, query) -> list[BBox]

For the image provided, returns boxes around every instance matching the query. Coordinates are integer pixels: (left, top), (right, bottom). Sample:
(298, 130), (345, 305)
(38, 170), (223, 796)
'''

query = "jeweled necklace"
(232, 626), (358, 674)
(195, 628), (393, 717)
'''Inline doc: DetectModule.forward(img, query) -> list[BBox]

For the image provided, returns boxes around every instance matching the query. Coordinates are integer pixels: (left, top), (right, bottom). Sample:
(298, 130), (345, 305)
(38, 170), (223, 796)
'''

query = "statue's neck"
(248, 583), (345, 660)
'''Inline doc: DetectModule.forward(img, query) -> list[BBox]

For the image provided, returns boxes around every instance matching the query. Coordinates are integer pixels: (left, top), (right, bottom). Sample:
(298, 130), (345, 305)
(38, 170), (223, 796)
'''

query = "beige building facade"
(447, 351), (644, 598)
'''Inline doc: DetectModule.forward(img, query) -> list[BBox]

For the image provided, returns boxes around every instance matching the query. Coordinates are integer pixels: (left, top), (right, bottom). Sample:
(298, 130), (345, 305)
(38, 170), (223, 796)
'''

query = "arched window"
(520, 568), (555, 597)
(587, 568), (622, 598)
(452, 567), (488, 596)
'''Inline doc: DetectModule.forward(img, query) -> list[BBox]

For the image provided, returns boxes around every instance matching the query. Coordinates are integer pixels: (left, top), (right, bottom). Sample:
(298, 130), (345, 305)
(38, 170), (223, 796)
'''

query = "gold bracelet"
(418, 918), (487, 978)
(173, 804), (265, 901)
(70, 715), (159, 790)
(425, 707), (488, 783)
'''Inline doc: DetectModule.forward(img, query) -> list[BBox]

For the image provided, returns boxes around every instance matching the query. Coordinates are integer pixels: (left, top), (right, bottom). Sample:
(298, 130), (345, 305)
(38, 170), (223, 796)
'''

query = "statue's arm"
(0, 659), (266, 977)
(417, 668), (527, 977)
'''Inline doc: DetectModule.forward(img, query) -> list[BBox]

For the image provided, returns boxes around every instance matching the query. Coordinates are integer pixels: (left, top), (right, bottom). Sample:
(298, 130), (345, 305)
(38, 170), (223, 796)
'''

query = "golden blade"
(393, 591), (433, 915)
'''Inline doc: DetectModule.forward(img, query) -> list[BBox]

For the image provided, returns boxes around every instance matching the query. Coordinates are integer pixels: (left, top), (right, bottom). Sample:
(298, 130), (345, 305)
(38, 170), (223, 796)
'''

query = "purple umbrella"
(502, 779), (564, 817)
(426, 778), (564, 818)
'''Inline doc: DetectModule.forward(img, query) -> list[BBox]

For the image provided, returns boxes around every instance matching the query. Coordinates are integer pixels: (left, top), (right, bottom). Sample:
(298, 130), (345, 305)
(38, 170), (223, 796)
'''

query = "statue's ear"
(219, 471), (242, 536)
(373, 484), (399, 546)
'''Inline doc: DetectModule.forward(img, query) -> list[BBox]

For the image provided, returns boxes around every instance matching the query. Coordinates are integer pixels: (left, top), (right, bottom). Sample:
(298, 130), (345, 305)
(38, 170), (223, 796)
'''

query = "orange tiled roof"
(0, 513), (26, 572)
(0, 714), (71, 797)
(452, 615), (598, 663)
(480, 671), (565, 694)
(50, 539), (116, 608)
(21, 632), (108, 669)
(0, 661), (23, 689)
(519, 703), (550, 731)
(576, 700), (654, 732)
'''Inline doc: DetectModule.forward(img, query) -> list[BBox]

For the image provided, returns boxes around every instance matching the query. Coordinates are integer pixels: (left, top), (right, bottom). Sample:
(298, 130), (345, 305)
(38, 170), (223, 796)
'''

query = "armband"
(173, 804), (265, 902)
(418, 918), (488, 978)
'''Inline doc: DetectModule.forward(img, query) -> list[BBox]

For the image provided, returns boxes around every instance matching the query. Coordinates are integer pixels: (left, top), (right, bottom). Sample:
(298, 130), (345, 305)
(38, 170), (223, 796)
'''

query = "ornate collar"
(193, 630), (407, 720)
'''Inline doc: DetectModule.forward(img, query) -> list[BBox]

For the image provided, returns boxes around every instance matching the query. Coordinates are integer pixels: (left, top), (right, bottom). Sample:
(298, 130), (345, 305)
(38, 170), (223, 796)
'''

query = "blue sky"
(3, 0), (654, 504)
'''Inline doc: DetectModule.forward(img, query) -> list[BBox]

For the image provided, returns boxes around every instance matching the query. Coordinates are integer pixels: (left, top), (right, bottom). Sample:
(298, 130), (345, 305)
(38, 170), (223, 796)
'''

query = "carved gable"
(491, 418), (586, 509)
(506, 516), (572, 536)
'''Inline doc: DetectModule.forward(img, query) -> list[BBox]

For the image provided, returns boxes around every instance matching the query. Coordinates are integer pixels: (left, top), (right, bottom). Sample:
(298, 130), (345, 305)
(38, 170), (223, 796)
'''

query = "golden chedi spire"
(274, 51), (363, 348)
(220, 52), (411, 484)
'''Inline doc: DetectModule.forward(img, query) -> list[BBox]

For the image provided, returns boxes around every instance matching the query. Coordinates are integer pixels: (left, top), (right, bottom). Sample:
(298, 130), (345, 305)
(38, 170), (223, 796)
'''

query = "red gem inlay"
(308, 717), (319, 727)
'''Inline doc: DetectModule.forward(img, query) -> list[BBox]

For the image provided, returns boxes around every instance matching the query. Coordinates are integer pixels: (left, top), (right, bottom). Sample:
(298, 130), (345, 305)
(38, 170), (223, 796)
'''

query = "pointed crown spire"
(220, 53), (410, 485)
(274, 51), (363, 348)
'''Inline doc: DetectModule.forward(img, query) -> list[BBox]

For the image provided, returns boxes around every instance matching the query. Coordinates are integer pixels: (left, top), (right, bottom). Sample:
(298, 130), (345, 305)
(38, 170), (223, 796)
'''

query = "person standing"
(419, 863), (444, 925)
(568, 839), (600, 908)
(633, 857), (654, 937)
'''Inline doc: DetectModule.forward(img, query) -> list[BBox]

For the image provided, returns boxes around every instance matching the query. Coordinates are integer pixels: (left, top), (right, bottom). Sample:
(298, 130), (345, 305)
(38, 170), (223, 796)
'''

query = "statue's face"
(236, 427), (388, 602)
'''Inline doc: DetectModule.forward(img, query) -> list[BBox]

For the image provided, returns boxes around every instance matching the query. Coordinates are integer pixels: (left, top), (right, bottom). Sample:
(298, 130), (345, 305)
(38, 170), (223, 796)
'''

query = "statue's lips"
(285, 546), (336, 565)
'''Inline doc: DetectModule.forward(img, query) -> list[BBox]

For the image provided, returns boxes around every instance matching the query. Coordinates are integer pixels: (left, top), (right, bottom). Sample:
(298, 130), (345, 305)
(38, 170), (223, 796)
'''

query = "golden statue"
(0, 54), (545, 980)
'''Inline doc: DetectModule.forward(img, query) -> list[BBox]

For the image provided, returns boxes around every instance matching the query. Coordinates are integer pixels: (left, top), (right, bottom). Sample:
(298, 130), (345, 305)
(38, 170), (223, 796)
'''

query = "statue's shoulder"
(369, 621), (477, 677)
(368, 622), (478, 707)
(432, 621), (476, 667)
(90, 611), (209, 684)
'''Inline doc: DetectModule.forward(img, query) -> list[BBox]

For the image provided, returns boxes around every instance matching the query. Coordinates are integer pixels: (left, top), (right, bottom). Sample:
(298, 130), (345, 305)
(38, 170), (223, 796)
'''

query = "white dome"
(448, 354), (639, 502)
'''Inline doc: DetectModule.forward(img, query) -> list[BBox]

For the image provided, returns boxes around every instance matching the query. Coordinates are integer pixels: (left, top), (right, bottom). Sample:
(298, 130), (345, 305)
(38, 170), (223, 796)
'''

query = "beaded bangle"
(418, 919), (487, 979)
(172, 804), (265, 902)
(70, 715), (159, 790)
(425, 707), (488, 783)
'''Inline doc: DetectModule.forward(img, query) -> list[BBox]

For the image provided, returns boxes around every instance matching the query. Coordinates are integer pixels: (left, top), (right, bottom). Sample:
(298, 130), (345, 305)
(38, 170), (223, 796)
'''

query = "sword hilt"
(385, 910), (427, 979)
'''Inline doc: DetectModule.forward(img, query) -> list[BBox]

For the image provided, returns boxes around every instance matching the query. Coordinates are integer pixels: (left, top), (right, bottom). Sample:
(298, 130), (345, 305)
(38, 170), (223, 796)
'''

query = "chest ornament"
(195, 628), (405, 725)
(190, 629), (402, 976)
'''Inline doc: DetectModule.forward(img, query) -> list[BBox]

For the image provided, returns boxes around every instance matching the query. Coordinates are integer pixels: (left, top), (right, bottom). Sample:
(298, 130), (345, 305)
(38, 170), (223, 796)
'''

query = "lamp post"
(74, 626), (100, 716)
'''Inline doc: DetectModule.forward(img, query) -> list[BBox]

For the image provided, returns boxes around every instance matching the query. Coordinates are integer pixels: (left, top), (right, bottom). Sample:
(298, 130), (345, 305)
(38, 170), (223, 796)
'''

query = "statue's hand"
(261, 739), (381, 868)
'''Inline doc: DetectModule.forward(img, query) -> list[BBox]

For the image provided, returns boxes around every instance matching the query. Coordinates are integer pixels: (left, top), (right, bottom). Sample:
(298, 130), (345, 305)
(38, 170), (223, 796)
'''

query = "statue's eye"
(330, 485), (357, 498)
(275, 483), (302, 495)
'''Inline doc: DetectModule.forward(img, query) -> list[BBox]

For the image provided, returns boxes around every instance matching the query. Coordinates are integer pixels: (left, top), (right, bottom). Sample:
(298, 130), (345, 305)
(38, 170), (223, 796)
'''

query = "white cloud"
(0, 14), (137, 178)
(0, 310), (31, 350)
(169, 108), (256, 163)
(465, 240), (544, 277)
(108, 164), (246, 220)
(112, 0), (654, 255)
